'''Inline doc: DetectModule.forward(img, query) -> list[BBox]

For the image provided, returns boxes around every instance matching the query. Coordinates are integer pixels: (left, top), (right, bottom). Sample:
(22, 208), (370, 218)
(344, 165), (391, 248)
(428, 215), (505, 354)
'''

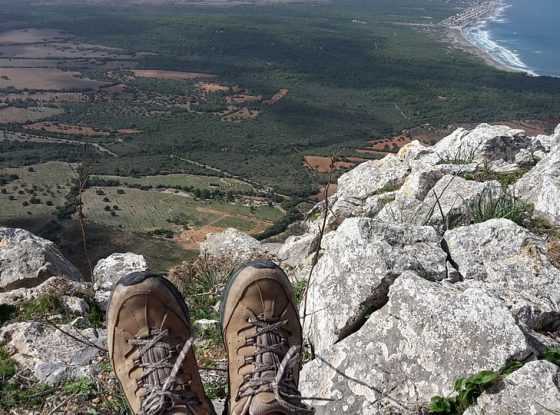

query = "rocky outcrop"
(377, 175), (501, 227)
(514, 144), (560, 225)
(0, 227), (82, 291)
(330, 155), (410, 218)
(200, 228), (274, 264)
(445, 219), (560, 332)
(292, 123), (560, 412)
(0, 321), (106, 385)
(431, 123), (529, 166)
(0, 276), (89, 305)
(300, 272), (533, 414)
(464, 361), (560, 415)
(92, 252), (148, 309)
(304, 218), (447, 353)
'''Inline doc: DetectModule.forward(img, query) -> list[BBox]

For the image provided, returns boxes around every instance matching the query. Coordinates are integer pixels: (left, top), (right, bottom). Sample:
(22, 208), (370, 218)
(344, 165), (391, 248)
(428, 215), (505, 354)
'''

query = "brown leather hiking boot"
(107, 271), (215, 415)
(220, 261), (314, 415)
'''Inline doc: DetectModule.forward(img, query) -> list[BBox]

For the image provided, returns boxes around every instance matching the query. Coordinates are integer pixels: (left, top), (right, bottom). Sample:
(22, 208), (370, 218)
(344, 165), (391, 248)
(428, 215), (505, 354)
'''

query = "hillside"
(1, 122), (559, 414)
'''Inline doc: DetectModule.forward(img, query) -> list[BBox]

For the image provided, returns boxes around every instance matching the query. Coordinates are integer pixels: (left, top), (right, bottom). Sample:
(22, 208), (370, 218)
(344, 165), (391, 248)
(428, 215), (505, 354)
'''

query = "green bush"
(461, 188), (531, 228)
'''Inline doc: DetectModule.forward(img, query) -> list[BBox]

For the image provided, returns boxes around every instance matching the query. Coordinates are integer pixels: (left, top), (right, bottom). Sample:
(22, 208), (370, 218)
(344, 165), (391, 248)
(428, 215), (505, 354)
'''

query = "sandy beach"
(440, 0), (525, 74)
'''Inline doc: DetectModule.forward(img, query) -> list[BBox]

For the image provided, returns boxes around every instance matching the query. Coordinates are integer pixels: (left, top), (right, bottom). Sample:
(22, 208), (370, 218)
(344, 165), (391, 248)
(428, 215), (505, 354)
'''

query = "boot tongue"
(144, 341), (173, 388)
(249, 324), (288, 415)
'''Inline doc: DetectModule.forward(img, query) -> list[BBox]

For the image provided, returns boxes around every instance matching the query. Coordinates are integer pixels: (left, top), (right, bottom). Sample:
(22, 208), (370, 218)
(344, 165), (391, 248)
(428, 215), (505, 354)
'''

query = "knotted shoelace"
(238, 312), (315, 414)
(128, 330), (200, 415)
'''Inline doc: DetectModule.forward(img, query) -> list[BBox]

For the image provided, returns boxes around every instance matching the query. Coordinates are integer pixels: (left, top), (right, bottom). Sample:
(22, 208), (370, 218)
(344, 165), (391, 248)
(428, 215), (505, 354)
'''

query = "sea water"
(463, 0), (560, 77)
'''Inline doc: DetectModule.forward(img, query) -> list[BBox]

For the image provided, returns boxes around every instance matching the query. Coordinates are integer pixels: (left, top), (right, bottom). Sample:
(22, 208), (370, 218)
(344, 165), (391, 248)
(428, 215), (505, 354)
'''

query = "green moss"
(0, 345), (16, 380)
(18, 294), (66, 321)
(462, 168), (528, 188)
(63, 377), (97, 397)
(293, 279), (308, 306)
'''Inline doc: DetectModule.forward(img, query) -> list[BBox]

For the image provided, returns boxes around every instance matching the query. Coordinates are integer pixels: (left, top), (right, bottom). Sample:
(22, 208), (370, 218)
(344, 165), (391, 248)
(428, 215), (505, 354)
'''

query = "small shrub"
(117, 189), (125, 195)
(63, 377), (97, 397)
(150, 228), (174, 238)
(462, 188), (530, 228)
(293, 279), (307, 306)
(18, 294), (65, 321)
(0, 345), (16, 380)
(85, 300), (104, 329)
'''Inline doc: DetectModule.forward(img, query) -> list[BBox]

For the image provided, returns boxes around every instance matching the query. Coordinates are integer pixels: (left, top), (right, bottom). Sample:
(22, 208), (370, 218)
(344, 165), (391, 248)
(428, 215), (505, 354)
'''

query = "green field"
(0, 162), (75, 229)
(91, 173), (254, 193)
(82, 186), (282, 234)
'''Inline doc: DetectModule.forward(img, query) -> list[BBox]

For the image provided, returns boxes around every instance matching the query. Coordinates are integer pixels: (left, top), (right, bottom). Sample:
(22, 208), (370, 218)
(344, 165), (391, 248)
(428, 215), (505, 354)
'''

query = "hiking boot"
(220, 261), (313, 415)
(107, 271), (215, 415)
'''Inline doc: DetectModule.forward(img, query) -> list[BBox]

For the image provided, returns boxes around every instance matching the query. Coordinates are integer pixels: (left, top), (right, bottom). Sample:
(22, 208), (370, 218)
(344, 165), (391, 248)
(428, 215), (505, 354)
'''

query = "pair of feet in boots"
(107, 260), (313, 415)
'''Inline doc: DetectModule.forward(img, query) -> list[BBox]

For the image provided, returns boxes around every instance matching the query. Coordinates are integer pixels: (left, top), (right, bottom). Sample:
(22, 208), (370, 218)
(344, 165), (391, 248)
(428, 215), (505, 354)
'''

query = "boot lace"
(128, 329), (200, 415)
(238, 311), (315, 414)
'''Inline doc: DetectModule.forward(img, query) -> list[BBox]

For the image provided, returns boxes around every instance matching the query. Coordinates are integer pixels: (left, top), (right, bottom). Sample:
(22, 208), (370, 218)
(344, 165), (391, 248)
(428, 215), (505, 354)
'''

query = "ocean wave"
(462, 3), (538, 76)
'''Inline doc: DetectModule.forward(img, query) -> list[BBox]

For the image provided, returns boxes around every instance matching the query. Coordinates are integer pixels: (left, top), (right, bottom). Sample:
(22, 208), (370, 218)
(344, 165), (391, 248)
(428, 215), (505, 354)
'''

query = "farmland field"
(92, 173), (254, 192)
(82, 186), (281, 233)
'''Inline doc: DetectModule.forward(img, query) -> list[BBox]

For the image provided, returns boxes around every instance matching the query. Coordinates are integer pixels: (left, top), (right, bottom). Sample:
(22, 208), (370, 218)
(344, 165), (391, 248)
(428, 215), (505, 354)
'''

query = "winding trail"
(0, 129), (117, 157)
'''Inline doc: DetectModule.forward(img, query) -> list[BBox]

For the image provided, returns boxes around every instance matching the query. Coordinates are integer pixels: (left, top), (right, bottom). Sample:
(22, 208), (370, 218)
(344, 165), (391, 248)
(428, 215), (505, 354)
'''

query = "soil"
(198, 82), (231, 94)
(263, 88), (288, 105)
(0, 68), (107, 91)
(0, 106), (65, 123)
(304, 156), (354, 173)
(24, 122), (111, 136)
(132, 69), (216, 81)
(175, 225), (225, 251)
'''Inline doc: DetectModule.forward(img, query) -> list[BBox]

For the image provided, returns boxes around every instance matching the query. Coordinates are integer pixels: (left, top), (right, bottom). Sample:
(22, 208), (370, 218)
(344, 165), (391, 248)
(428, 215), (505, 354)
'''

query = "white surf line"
(462, 1), (538, 76)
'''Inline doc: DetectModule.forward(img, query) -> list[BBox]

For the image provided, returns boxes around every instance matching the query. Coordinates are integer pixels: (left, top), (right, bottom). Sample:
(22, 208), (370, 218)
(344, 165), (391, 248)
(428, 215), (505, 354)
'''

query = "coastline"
(440, 0), (535, 76)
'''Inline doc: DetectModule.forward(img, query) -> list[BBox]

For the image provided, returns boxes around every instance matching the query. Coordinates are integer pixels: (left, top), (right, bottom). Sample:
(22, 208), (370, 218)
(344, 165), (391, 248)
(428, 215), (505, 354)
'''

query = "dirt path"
(172, 155), (289, 199)
(0, 130), (117, 157)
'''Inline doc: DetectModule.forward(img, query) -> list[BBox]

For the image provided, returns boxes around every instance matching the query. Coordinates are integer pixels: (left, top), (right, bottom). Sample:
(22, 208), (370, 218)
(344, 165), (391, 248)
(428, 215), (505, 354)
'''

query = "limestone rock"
(0, 321), (106, 385)
(200, 228), (273, 265)
(433, 124), (528, 164)
(464, 360), (560, 415)
(61, 295), (90, 315)
(331, 155), (410, 218)
(0, 228), (82, 292)
(0, 276), (89, 306)
(444, 219), (560, 331)
(93, 252), (148, 309)
(278, 232), (318, 269)
(514, 146), (560, 225)
(377, 175), (502, 227)
(300, 272), (532, 414)
(304, 218), (447, 354)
